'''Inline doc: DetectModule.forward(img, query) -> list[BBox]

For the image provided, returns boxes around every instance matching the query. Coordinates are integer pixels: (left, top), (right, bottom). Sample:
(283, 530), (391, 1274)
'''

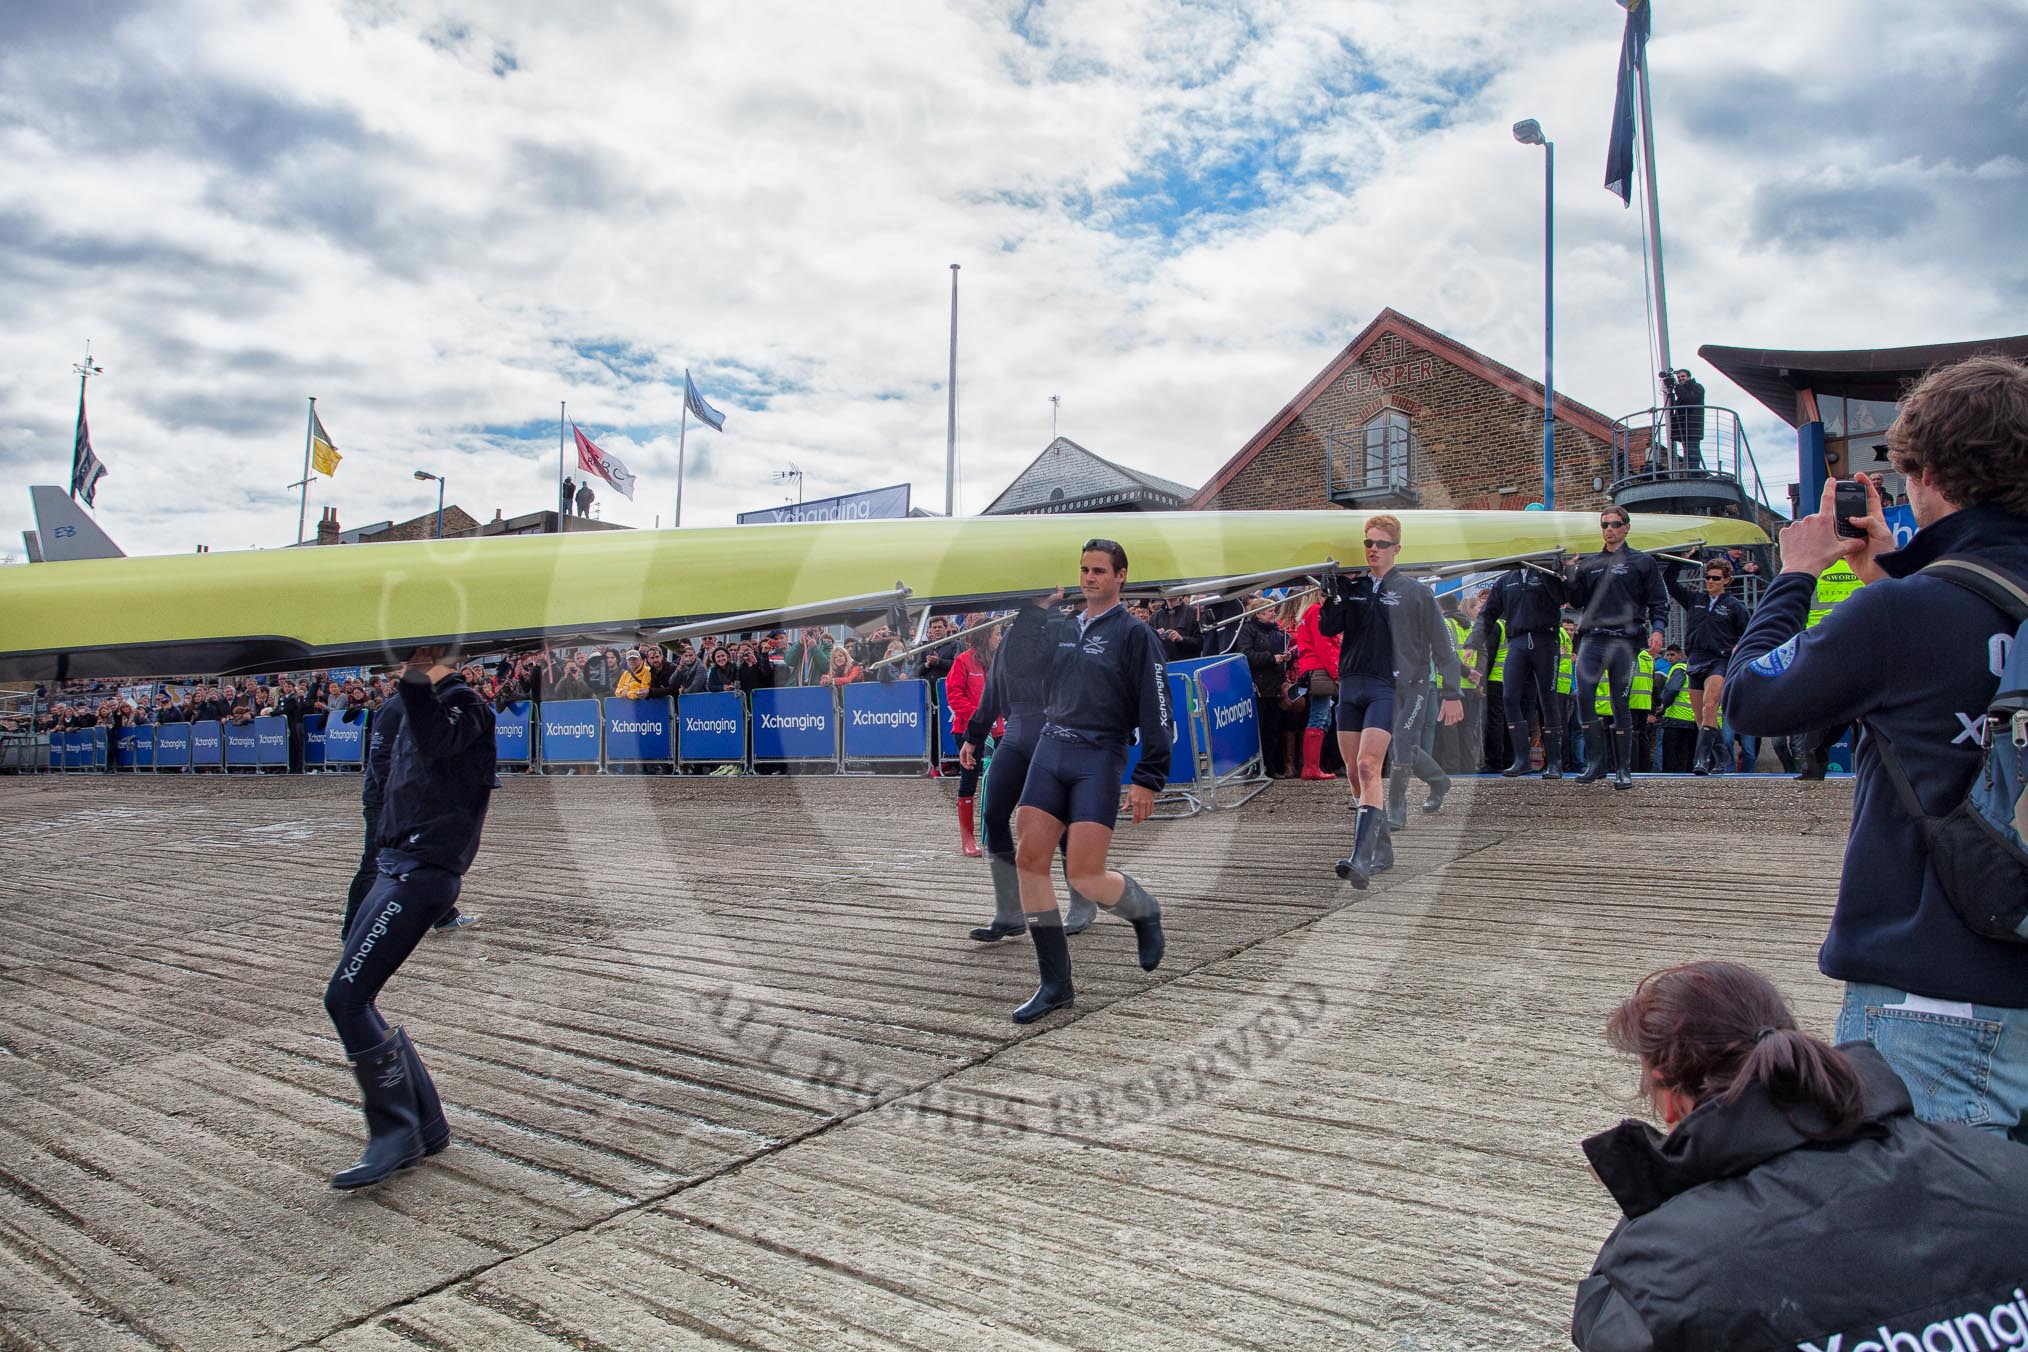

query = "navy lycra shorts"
(1017, 733), (1127, 830)
(1336, 674), (1397, 734)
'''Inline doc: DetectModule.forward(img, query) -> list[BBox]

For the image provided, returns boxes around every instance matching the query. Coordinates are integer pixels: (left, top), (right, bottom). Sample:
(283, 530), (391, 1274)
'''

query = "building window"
(1361, 410), (1413, 488)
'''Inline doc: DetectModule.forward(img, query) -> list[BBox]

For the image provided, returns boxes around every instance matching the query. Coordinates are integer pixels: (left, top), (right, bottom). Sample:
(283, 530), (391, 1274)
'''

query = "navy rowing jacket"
(1008, 601), (1172, 790)
(375, 671), (497, 877)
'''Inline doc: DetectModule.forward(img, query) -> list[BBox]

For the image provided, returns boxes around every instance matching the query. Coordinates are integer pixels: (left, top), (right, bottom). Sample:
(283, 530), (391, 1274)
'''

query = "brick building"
(1189, 308), (1638, 515)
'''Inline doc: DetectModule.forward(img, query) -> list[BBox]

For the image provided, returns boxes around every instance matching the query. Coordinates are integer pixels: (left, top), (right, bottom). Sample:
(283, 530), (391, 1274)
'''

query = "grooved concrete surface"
(0, 773), (1854, 1350)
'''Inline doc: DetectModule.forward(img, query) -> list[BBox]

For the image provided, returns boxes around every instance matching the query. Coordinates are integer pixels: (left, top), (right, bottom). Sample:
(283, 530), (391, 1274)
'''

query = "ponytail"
(1607, 961), (1867, 1141)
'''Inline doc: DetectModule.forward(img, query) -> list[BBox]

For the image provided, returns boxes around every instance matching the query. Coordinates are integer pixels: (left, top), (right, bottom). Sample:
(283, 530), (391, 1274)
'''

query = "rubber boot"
(1385, 769), (1409, 831)
(1413, 747), (1451, 814)
(1371, 814), (1396, 874)
(1334, 805), (1384, 889)
(400, 1031), (450, 1156)
(1299, 729), (1336, 780)
(956, 797), (982, 857)
(1611, 730), (1634, 791)
(1280, 729), (1299, 779)
(1691, 726), (1713, 776)
(1707, 734), (1729, 776)
(1012, 915), (1074, 1024)
(1061, 852), (1096, 936)
(1106, 873), (1165, 971)
(970, 852), (1027, 942)
(1573, 725), (1610, 784)
(1500, 725), (1532, 777)
(1540, 730), (1563, 780)
(331, 1029), (426, 1190)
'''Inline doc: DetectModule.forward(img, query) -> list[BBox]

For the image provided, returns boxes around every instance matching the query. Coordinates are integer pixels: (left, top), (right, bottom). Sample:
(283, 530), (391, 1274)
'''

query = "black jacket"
(1010, 601), (1172, 790)
(1229, 614), (1287, 697)
(1566, 546), (1670, 640)
(1724, 503), (2028, 1006)
(1574, 1045), (2028, 1352)
(1148, 601), (1202, 665)
(1663, 568), (1751, 660)
(374, 671), (497, 876)
(969, 608), (1052, 750)
(1471, 564), (1567, 650)
(1319, 569), (1462, 694)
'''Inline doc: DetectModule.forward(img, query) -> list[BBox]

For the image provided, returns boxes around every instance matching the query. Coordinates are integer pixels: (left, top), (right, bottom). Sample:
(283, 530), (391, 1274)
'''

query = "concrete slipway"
(0, 774), (1853, 1350)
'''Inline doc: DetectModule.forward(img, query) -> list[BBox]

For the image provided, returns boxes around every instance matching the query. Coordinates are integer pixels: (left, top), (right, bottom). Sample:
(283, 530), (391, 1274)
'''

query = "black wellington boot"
(1691, 726), (1713, 776)
(1540, 730), (1563, 780)
(1108, 873), (1166, 971)
(1386, 769), (1409, 831)
(970, 852), (1028, 942)
(1611, 731), (1635, 791)
(1371, 814), (1396, 874)
(1012, 917), (1074, 1024)
(1573, 726), (1610, 784)
(1414, 747), (1451, 814)
(1500, 725), (1532, 777)
(331, 1029), (426, 1190)
(1335, 806), (1384, 890)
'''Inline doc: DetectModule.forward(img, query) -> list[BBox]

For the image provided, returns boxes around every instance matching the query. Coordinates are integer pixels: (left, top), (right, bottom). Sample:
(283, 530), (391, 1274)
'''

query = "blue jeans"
(1306, 690), (1332, 730)
(1836, 983), (2028, 1141)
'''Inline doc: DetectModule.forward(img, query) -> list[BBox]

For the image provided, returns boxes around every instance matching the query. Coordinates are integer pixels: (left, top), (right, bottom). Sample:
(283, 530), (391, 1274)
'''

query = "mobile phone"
(1834, 480), (1868, 539)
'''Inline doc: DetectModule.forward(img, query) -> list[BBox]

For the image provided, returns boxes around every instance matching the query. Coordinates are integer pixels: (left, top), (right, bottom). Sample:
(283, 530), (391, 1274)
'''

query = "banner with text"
(255, 715), (290, 767)
(737, 482), (911, 526)
(841, 681), (931, 761)
(190, 719), (224, 768)
(155, 722), (191, 770)
(495, 702), (532, 764)
(751, 686), (836, 761)
(604, 697), (674, 763)
(677, 692), (746, 763)
(540, 698), (603, 765)
(322, 712), (367, 766)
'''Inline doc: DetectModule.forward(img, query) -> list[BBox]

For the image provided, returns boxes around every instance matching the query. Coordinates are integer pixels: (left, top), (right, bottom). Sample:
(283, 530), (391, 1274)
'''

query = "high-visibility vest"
(1660, 667), (1697, 724)
(1488, 619), (1509, 684)
(1555, 629), (1574, 695)
(1448, 617), (1482, 691)
(1808, 561), (1862, 629)
(1630, 648), (1657, 712)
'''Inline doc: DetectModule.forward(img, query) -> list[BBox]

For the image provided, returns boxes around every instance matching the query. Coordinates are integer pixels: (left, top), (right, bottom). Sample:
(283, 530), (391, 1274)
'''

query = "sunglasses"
(1601, 520), (1629, 529)
(1363, 538), (1399, 551)
(1704, 573), (1726, 581)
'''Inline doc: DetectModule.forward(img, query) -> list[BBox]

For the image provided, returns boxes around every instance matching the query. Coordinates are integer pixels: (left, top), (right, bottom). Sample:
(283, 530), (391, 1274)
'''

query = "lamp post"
(1512, 118), (1554, 510)
(414, 469), (444, 538)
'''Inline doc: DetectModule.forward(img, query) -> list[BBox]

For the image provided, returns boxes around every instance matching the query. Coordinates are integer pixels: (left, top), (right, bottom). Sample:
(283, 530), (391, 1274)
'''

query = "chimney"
(316, 506), (341, 546)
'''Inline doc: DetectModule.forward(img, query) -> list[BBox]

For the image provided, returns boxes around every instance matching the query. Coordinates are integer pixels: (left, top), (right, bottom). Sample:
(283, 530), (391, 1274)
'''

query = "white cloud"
(0, 0), (2017, 557)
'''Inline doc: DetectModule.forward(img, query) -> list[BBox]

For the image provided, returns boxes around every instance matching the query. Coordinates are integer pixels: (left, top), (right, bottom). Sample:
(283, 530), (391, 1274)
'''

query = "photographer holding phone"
(1724, 356), (2028, 1139)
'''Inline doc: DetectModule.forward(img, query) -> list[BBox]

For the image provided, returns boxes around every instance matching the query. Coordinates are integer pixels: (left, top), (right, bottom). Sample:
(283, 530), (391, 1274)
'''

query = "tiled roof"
(983, 438), (1194, 515)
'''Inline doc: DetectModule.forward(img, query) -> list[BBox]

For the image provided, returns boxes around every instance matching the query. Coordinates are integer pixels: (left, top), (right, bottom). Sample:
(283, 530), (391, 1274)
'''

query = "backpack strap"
(1866, 723), (1933, 824)
(1920, 557), (2028, 624)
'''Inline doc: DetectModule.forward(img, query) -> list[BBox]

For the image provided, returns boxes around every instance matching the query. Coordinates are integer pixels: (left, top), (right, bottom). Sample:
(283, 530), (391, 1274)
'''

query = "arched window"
(1362, 409), (1413, 489)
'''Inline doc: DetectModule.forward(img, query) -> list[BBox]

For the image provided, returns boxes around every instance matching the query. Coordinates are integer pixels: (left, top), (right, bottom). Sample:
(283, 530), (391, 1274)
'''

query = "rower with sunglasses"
(1663, 556), (1753, 774)
(1562, 507), (1670, 789)
(1319, 514), (1464, 887)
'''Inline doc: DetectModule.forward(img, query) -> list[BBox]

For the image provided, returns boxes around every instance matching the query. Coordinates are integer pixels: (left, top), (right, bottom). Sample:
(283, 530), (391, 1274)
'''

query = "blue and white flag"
(684, 370), (726, 432)
(1603, 0), (1649, 206)
(72, 389), (107, 506)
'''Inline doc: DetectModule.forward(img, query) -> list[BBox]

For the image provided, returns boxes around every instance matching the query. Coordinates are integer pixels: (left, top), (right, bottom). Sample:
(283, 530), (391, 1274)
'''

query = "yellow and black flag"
(310, 408), (342, 476)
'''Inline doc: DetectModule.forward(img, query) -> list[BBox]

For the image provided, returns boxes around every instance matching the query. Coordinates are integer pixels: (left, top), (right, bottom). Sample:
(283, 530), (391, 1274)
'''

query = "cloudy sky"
(2, 0), (2021, 558)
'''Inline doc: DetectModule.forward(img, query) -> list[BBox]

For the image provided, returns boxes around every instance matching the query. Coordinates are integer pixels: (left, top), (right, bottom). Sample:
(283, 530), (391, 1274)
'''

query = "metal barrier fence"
(16, 673), (1271, 810)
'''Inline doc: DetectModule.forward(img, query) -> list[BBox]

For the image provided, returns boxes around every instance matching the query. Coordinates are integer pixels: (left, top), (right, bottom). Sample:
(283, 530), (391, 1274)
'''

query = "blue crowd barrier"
(155, 722), (191, 770)
(255, 715), (290, 769)
(495, 701), (533, 765)
(936, 679), (960, 761)
(605, 696), (674, 764)
(305, 714), (328, 767)
(1119, 672), (1196, 789)
(539, 698), (602, 767)
(677, 692), (745, 764)
(841, 681), (931, 762)
(90, 728), (108, 770)
(116, 726), (156, 770)
(1194, 656), (1261, 779)
(322, 712), (367, 768)
(224, 722), (260, 770)
(752, 686), (836, 762)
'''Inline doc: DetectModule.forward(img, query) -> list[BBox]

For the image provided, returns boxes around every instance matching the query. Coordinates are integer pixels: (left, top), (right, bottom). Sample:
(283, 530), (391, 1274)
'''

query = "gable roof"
(1188, 308), (1629, 508)
(983, 437), (1194, 515)
(1700, 334), (2028, 427)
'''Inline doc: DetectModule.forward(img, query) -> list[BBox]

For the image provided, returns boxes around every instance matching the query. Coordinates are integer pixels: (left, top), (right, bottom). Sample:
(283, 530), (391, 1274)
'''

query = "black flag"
(1603, 0), (1649, 206)
(71, 388), (107, 506)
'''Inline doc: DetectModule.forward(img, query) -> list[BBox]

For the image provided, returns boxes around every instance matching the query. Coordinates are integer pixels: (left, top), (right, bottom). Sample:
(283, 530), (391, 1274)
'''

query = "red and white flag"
(572, 424), (636, 500)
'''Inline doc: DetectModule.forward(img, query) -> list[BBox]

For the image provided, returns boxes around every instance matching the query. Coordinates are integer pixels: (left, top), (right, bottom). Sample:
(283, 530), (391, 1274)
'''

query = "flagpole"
(296, 398), (315, 545)
(944, 263), (960, 517)
(1636, 4), (1673, 378)
(675, 401), (689, 529)
(558, 400), (567, 533)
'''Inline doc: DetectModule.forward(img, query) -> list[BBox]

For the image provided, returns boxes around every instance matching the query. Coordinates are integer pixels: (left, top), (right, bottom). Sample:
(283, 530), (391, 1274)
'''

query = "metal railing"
(1324, 425), (1419, 504)
(1610, 404), (1772, 509)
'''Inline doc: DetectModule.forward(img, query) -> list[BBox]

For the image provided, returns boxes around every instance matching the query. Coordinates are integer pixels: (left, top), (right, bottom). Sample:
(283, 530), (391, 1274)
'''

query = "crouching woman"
(1574, 961), (2028, 1351)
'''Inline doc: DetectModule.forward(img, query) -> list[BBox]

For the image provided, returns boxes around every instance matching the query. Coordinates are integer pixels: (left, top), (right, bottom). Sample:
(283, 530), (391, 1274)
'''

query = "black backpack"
(1867, 556), (2028, 946)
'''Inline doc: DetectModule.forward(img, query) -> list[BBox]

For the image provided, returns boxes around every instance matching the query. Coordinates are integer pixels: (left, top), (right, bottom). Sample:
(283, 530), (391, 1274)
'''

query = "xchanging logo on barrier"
(609, 719), (665, 735)
(545, 722), (598, 738)
(850, 709), (918, 729)
(684, 717), (738, 735)
(1211, 702), (1252, 731)
(759, 712), (827, 732)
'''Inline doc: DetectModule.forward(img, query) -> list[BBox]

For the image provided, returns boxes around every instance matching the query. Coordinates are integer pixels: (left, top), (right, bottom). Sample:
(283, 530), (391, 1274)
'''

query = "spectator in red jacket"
(1291, 597), (1342, 779)
(946, 626), (998, 855)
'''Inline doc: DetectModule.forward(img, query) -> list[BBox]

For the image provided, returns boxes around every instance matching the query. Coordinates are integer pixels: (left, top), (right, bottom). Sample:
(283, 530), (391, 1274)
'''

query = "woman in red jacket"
(1291, 596), (1342, 779)
(946, 626), (998, 855)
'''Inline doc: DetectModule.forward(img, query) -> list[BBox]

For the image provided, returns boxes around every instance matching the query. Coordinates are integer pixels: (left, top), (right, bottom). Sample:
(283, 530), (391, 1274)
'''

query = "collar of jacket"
(1580, 1043), (1912, 1220)
(1878, 502), (2028, 579)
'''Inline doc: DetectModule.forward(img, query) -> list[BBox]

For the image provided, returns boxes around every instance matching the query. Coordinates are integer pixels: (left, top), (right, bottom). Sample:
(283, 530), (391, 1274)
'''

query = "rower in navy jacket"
(1002, 538), (1171, 1025)
(1562, 505), (1670, 789)
(1663, 555), (1753, 775)
(958, 611), (1098, 943)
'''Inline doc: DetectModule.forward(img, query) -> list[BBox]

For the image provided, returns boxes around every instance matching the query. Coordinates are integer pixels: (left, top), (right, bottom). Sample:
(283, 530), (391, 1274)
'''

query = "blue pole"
(435, 479), (444, 538)
(1542, 139), (1555, 510)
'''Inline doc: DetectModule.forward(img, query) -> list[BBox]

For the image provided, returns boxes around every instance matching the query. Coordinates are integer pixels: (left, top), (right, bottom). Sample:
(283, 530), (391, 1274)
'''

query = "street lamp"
(414, 469), (445, 538)
(1512, 118), (1554, 510)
